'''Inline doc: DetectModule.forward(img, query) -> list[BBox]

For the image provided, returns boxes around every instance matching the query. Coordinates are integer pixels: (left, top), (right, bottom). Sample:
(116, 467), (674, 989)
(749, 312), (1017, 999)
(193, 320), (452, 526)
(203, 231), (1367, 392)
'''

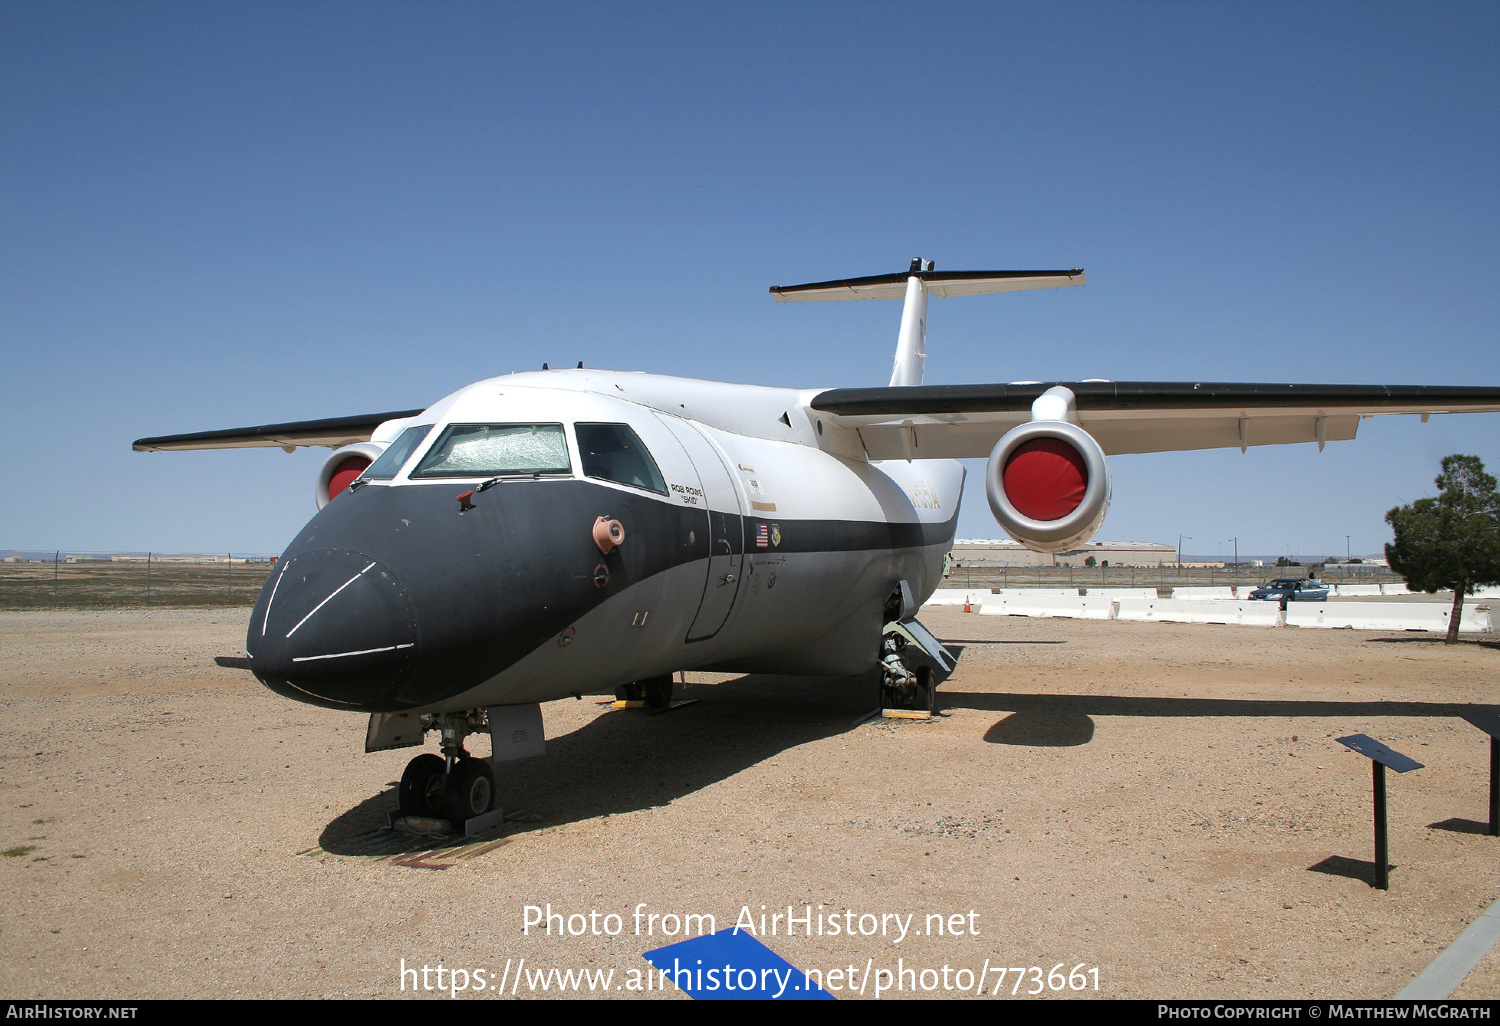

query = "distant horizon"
(0, 545), (1389, 565)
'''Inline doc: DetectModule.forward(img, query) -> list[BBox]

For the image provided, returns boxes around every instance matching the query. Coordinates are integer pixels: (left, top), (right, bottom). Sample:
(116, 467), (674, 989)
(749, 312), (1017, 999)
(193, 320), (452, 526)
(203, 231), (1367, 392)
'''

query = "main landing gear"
(397, 710), (496, 831)
(614, 673), (674, 709)
(879, 618), (959, 716)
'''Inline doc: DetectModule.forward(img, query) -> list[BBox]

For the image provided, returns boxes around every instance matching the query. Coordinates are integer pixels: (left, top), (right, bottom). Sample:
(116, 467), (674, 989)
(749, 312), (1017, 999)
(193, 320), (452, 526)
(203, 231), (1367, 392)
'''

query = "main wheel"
(615, 681), (644, 702)
(880, 666), (935, 713)
(642, 674), (674, 709)
(443, 758), (495, 831)
(911, 666), (936, 714)
(398, 754), (447, 818)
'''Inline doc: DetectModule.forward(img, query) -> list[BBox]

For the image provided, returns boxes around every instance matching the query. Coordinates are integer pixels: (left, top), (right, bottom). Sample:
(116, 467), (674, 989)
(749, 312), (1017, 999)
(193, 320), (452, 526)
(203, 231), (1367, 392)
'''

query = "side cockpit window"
(360, 424), (433, 481)
(575, 423), (666, 494)
(410, 424), (571, 478)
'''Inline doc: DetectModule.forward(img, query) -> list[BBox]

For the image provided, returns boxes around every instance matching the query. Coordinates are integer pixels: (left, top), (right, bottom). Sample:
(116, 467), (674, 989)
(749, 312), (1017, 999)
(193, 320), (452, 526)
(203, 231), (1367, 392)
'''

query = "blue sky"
(2, 2), (1496, 559)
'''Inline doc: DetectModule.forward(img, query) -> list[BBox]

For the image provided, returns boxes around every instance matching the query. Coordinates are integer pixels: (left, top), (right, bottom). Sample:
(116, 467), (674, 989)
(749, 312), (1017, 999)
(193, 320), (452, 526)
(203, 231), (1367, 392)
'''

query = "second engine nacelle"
(315, 442), (386, 510)
(985, 420), (1111, 553)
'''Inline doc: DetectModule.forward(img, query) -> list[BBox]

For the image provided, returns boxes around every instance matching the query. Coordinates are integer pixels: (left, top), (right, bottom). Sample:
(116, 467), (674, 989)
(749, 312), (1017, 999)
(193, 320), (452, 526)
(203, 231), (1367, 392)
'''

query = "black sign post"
(1337, 734), (1424, 890)
(1462, 712), (1500, 837)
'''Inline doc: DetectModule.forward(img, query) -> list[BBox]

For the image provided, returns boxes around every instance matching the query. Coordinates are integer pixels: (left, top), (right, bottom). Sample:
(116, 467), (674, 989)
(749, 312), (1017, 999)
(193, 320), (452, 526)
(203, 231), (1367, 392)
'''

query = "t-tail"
(769, 258), (1085, 386)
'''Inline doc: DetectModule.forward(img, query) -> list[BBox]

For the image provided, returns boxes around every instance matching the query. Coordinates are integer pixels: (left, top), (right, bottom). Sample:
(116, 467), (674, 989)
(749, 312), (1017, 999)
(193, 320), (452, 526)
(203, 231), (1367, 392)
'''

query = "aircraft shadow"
(943, 692), (1500, 748)
(318, 671), (881, 852)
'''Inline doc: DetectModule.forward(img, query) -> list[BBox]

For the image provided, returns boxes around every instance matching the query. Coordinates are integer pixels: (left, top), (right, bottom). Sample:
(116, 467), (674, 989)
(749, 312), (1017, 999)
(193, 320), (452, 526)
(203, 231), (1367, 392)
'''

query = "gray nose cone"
(248, 548), (419, 709)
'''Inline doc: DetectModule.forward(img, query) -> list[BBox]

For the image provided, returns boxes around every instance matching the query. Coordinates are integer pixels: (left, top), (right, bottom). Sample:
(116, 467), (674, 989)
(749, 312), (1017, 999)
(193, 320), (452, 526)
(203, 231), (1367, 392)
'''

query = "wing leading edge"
(132, 410), (426, 452)
(810, 382), (1500, 460)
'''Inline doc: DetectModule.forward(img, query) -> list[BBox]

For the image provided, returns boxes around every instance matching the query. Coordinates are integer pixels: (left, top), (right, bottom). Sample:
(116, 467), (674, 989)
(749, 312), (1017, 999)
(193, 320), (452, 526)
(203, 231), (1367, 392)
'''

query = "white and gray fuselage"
(247, 369), (964, 715)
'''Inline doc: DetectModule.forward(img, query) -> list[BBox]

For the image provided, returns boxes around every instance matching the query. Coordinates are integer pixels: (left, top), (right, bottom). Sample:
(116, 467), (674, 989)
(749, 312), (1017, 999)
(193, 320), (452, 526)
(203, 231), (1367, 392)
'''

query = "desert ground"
(2, 606), (1498, 1000)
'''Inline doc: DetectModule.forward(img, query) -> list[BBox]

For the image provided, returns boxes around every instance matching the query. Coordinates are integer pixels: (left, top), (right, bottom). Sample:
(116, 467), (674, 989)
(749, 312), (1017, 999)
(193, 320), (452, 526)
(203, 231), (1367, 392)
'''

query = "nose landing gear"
(396, 710), (498, 833)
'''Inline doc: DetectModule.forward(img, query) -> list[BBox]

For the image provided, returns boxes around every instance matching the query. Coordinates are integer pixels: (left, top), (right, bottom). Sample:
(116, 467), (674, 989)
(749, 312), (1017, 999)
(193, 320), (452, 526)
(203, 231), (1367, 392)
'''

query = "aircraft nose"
(247, 548), (419, 709)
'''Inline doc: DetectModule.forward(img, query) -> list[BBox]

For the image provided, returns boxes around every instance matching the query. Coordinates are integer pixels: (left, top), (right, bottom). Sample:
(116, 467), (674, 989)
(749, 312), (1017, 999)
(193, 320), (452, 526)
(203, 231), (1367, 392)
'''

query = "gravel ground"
(1, 608), (1498, 1000)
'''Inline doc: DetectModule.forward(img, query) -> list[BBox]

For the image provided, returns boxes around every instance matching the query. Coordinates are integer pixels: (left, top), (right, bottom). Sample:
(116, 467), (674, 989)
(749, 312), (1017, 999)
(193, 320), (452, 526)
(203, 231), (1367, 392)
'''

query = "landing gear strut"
(878, 618), (958, 715)
(880, 633), (936, 714)
(396, 710), (496, 831)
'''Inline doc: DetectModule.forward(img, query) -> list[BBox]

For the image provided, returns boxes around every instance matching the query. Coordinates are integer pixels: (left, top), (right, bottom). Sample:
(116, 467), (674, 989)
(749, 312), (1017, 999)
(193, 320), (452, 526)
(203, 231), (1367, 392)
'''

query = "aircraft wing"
(809, 382), (1500, 460)
(132, 410), (426, 452)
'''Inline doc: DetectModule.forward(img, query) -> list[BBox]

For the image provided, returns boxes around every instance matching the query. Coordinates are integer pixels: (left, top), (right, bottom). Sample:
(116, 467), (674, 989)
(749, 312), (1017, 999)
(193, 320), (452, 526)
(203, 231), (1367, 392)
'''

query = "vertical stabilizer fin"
(891, 258), (932, 386)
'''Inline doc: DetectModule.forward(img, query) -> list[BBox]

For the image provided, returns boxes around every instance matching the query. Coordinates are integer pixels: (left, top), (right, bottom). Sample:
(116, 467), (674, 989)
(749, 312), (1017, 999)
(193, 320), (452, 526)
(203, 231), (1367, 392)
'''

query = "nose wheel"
(443, 757), (494, 827)
(398, 752), (497, 831)
(398, 753), (448, 817)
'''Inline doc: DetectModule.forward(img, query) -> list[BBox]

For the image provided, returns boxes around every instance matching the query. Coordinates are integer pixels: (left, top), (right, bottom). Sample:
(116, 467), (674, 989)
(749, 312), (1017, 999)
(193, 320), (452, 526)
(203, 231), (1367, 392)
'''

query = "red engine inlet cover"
(1003, 438), (1088, 521)
(327, 456), (372, 501)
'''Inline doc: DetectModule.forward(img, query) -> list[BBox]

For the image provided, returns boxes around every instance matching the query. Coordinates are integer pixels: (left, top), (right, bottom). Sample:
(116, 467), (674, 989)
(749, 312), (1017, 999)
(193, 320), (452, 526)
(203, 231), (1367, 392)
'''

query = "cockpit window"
(410, 424), (572, 478)
(360, 424), (433, 481)
(575, 423), (667, 494)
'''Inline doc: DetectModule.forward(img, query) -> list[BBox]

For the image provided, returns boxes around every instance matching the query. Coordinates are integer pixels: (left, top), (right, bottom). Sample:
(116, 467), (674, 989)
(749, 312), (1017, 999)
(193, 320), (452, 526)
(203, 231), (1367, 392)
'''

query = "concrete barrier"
(1285, 601), (1491, 632)
(1116, 598), (1281, 626)
(979, 594), (1115, 620)
(1171, 587), (1235, 600)
(1332, 584), (1383, 597)
(1381, 583), (1412, 596)
(1473, 586), (1500, 599)
(967, 591), (1491, 633)
(925, 589), (989, 606)
(1084, 588), (1158, 600)
(990, 588), (1081, 599)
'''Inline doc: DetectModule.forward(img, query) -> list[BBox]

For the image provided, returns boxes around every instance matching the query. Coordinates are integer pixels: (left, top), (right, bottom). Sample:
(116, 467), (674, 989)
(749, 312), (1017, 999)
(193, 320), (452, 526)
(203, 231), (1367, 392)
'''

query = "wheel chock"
(646, 698), (698, 715)
(390, 813), (453, 837)
(464, 807), (507, 838)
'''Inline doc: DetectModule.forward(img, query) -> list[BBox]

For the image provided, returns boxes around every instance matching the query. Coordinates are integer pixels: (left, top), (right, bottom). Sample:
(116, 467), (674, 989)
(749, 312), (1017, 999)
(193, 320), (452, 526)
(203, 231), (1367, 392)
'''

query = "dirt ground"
(2, 607), (1498, 1000)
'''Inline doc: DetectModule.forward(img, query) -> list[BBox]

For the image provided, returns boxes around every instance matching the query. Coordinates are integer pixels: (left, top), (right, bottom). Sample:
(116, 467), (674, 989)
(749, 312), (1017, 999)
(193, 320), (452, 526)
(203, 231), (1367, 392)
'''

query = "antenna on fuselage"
(768, 260), (1086, 388)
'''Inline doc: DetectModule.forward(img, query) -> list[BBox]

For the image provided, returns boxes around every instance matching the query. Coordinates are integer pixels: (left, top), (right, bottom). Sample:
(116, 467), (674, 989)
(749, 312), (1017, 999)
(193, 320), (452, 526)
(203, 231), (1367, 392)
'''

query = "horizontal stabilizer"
(770, 268), (1084, 302)
(132, 409), (425, 452)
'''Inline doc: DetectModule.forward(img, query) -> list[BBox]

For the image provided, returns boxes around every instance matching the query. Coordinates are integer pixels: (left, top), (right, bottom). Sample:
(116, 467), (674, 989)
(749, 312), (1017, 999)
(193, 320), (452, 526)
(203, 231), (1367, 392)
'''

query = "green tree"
(1385, 455), (1500, 643)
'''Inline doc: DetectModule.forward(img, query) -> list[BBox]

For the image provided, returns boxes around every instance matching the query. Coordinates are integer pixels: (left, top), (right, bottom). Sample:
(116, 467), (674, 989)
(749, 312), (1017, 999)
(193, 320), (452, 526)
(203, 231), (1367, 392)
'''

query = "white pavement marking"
(1396, 895), (1500, 998)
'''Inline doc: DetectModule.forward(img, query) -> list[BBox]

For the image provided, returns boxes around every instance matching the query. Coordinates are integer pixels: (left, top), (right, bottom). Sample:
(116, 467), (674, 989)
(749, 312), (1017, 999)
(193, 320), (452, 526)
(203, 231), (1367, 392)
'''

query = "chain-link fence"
(0, 550), (1408, 610)
(943, 562), (1402, 595)
(0, 553), (277, 609)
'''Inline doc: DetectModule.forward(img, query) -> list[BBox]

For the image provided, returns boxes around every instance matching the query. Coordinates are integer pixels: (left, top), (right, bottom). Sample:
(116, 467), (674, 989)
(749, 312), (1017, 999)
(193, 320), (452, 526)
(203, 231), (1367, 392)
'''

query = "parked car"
(1247, 578), (1330, 602)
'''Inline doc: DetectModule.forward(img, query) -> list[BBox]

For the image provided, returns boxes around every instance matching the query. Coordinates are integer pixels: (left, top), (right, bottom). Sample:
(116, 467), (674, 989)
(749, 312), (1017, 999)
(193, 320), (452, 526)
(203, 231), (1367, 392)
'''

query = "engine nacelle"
(985, 421), (1111, 553)
(315, 442), (385, 510)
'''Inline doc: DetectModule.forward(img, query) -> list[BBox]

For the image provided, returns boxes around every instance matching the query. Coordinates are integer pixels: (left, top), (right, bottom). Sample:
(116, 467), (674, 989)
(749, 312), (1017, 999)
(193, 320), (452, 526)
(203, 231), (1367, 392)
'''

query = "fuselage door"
(654, 415), (745, 641)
